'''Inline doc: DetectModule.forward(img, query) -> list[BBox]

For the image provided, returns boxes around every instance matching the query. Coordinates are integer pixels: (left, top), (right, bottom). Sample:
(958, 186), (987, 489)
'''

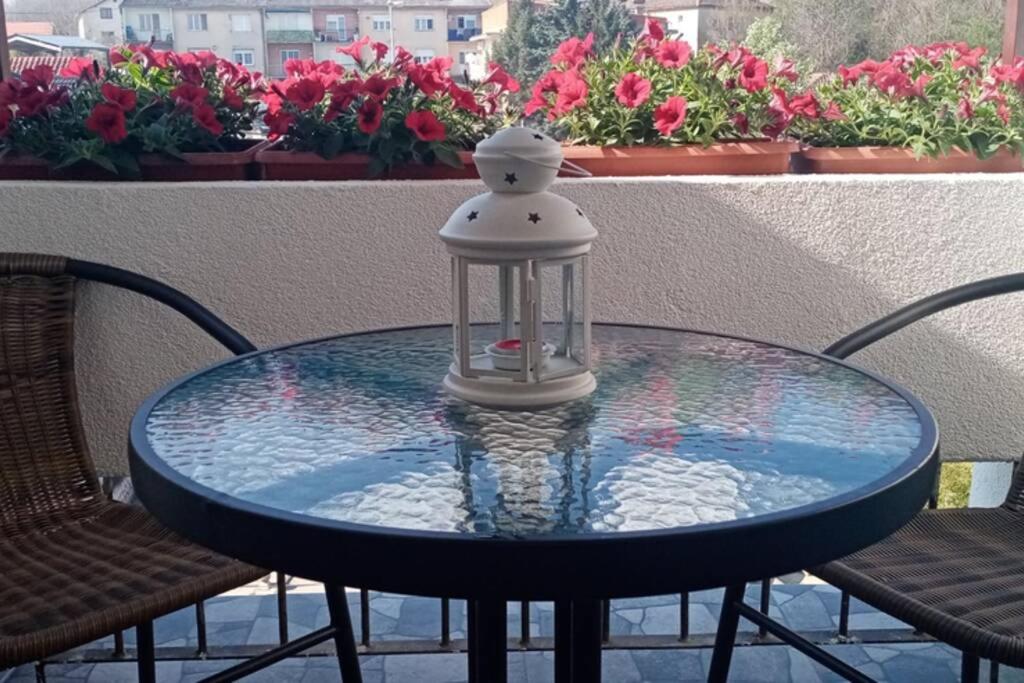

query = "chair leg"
(136, 620), (156, 683)
(708, 584), (745, 683)
(962, 652), (980, 683)
(325, 585), (363, 683)
(34, 661), (46, 683)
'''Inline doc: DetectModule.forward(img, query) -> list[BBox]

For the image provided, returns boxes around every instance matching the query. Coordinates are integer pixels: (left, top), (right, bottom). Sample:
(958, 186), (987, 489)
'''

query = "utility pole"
(1004, 0), (1024, 60)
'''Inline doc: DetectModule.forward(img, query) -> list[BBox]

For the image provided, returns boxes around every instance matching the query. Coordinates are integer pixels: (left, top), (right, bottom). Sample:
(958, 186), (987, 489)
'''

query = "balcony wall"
(0, 175), (1022, 480)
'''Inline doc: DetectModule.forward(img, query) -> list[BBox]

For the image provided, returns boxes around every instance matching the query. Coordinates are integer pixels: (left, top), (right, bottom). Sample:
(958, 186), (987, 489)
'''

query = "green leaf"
(432, 144), (464, 169)
(367, 156), (389, 178)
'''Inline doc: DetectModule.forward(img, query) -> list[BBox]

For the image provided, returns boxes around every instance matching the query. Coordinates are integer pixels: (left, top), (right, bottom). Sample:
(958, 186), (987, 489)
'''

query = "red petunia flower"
(958, 97), (974, 120)
(732, 112), (750, 135)
(408, 63), (449, 97)
(823, 101), (845, 121)
(221, 86), (244, 110)
(337, 35), (371, 64)
(264, 109), (294, 139)
(325, 79), (362, 119)
(551, 34), (594, 68)
(356, 98), (383, 134)
(361, 73), (399, 100)
(788, 92), (820, 119)
(61, 57), (101, 81)
(85, 102), (128, 143)
(552, 71), (587, 116)
(762, 88), (793, 138)
(405, 109), (446, 141)
(371, 42), (389, 62)
(484, 63), (520, 93)
(644, 18), (664, 42)
(101, 83), (137, 111)
(447, 83), (483, 114)
(109, 45), (129, 66)
(655, 40), (691, 69)
(192, 103), (224, 135)
(773, 56), (799, 82)
(524, 70), (562, 116)
(285, 77), (326, 111)
(653, 96), (687, 136)
(171, 83), (209, 107)
(614, 72), (652, 108)
(953, 46), (986, 71)
(20, 65), (54, 90)
(738, 55), (768, 92)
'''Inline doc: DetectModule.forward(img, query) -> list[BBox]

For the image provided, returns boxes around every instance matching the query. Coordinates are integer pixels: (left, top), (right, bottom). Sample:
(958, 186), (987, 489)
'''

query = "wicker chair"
(709, 273), (1024, 683)
(0, 254), (360, 683)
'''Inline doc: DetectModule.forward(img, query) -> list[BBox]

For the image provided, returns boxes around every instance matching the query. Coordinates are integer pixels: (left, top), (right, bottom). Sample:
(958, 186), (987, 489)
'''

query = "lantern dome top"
(473, 127), (564, 194)
(439, 191), (597, 259)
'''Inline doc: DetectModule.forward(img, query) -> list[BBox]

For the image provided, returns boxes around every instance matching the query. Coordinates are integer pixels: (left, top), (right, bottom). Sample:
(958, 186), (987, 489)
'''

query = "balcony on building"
(448, 26), (482, 41)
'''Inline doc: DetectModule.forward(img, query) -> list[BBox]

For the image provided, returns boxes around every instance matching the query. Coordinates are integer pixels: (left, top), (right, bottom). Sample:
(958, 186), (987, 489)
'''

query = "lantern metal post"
(498, 264), (515, 341)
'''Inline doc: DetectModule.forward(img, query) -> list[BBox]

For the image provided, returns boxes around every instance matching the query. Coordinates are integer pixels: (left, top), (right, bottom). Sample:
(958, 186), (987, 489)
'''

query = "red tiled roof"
(5, 21), (54, 36)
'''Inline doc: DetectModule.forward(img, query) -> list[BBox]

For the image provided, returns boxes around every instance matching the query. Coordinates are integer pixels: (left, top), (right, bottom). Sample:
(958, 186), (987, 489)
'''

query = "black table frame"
(129, 324), (940, 682)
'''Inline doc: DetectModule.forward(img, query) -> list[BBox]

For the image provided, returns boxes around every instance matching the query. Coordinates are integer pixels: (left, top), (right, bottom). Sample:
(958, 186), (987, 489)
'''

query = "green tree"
(491, 0), (637, 91)
(742, 16), (813, 87)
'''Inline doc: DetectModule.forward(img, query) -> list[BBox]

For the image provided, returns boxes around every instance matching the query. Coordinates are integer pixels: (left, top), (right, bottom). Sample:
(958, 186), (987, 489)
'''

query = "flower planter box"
(1, 141), (267, 181)
(0, 155), (52, 180)
(48, 140), (269, 182)
(257, 144), (478, 181)
(560, 142), (798, 176)
(795, 146), (1023, 174)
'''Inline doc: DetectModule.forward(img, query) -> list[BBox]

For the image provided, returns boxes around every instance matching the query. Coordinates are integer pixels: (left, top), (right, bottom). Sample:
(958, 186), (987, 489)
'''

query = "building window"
(138, 14), (160, 32)
(230, 14), (252, 32)
(187, 14), (208, 32)
(458, 51), (469, 65)
(326, 15), (346, 32)
(99, 7), (113, 20)
(281, 49), (301, 62)
(371, 16), (391, 31)
(413, 49), (434, 64)
(232, 49), (255, 66)
(456, 15), (477, 29)
(414, 16), (434, 31)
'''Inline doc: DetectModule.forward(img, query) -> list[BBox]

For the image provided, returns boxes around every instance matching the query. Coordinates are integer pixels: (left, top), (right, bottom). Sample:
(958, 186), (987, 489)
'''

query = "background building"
(77, 0), (124, 45)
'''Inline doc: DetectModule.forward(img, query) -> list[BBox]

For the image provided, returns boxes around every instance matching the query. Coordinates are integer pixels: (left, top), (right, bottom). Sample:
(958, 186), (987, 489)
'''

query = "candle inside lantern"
(495, 338), (521, 351)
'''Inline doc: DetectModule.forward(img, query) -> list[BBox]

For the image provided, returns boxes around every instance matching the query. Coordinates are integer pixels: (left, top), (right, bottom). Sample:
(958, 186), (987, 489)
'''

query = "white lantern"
(439, 127), (597, 409)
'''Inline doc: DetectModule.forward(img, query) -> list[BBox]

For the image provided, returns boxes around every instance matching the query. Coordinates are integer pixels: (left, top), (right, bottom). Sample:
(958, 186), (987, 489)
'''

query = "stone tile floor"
(6, 580), (1018, 683)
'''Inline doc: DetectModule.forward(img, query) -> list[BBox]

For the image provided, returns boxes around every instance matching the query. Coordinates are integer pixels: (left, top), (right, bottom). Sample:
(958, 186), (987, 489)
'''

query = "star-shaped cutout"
(533, 133), (544, 140)
(504, 172), (518, 185)
(576, 208), (584, 217)
(467, 211), (479, 221)
(527, 213), (541, 224)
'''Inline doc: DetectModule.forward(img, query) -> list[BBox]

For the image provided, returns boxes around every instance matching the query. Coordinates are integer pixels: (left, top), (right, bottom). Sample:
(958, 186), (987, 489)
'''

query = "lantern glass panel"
(463, 260), (528, 379)
(537, 257), (586, 380)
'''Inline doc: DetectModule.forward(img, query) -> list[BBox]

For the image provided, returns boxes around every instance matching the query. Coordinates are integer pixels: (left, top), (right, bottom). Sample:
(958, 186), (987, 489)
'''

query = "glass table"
(129, 324), (939, 683)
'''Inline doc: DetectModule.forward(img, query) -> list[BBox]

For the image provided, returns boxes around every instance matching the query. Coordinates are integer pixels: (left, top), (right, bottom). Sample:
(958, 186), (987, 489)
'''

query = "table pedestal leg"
(554, 599), (603, 683)
(468, 599), (507, 683)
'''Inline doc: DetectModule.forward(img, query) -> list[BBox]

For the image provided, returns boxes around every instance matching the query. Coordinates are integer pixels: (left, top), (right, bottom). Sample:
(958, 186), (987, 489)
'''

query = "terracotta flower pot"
(795, 146), (1023, 174)
(0, 155), (51, 180)
(257, 142), (477, 181)
(46, 139), (270, 182)
(560, 141), (798, 176)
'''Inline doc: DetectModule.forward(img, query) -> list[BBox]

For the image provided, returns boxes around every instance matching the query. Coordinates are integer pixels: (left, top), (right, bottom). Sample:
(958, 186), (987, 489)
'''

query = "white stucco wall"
(171, 9), (266, 72)
(78, 0), (124, 46)
(651, 8), (699, 47)
(0, 175), (1022, 477)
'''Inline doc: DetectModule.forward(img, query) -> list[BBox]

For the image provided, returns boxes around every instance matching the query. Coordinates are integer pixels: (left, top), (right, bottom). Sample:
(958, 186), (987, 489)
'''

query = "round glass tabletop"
(139, 325), (934, 541)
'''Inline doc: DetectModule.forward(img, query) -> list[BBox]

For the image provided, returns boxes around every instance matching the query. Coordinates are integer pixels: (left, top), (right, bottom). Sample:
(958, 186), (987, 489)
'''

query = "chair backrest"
(822, 272), (1024, 509)
(0, 253), (256, 538)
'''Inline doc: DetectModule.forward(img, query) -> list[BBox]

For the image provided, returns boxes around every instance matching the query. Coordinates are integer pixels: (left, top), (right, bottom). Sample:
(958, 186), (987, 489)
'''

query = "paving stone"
(779, 590), (834, 631)
(863, 646), (901, 663)
(607, 612), (634, 636)
(632, 648), (704, 681)
(687, 603), (718, 634)
(640, 604), (682, 635)
(522, 650), (554, 683)
(787, 648), (824, 683)
(882, 650), (959, 682)
(723, 645), (791, 683)
(396, 597), (451, 638)
(840, 611), (909, 630)
(383, 653), (468, 682)
(371, 597), (406, 620)
(601, 650), (642, 681)
(690, 588), (725, 604)
(612, 594), (680, 610)
(204, 597), (261, 623)
(285, 594), (329, 628)
(154, 607), (197, 646)
(247, 616), (312, 645)
(86, 661), (182, 683)
(616, 607), (645, 625)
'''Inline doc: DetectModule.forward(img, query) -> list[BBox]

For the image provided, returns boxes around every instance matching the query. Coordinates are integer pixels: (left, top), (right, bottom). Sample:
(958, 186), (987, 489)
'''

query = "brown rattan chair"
(709, 273), (1024, 683)
(0, 254), (360, 683)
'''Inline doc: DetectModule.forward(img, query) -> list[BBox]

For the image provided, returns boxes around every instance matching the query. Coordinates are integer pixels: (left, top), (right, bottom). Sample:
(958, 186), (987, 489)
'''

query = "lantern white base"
(443, 368), (596, 409)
